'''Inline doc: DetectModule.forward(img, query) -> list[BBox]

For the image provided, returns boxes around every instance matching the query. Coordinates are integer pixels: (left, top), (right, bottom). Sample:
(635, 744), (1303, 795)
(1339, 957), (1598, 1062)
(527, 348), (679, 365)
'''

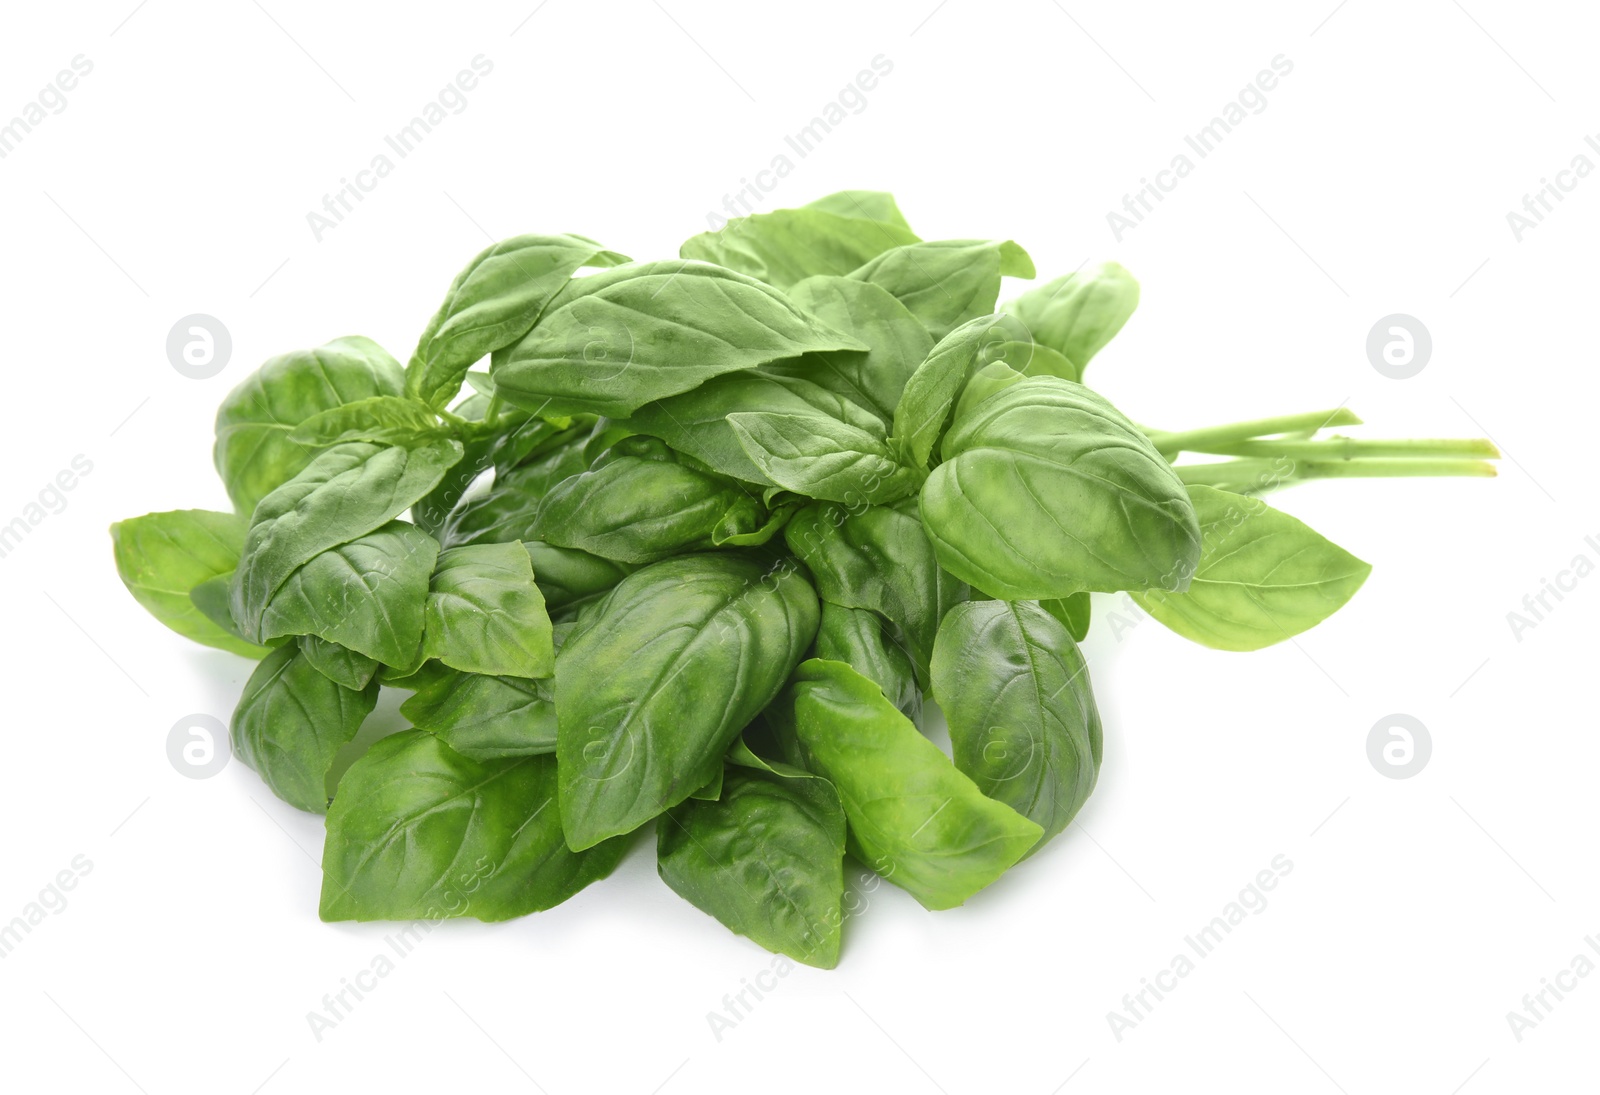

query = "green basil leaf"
(258, 522), (438, 668)
(1001, 262), (1139, 376)
(532, 438), (768, 563)
(288, 396), (449, 447)
(398, 662), (557, 759)
(298, 635), (379, 690)
(188, 572), (260, 648)
(766, 276), (932, 422)
(441, 438), (589, 548)
(423, 542), (554, 677)
(231, 439), (462, 639)
(1040, 592), (1092, 643)
(790, 659), (1042, 909)
(803, 189), (914, 230)
(556, 554), (819, 850)
(407, 234), (630, 410)
(110, 509), (268, 658)
(658, 765), (846, 968)
(624, 369), (887, 486)
(681, 208), (919, 290)
(815, 602), (921, 720)
(784, 498), (968, 684)
(931, 600), (1101, 850)
(523, 541), (634, 613)
(728, 411), (921, 506)
(230, 643), (379, 813)
(1130, 485), (1372, 650)
(923, 376), (1199, 599)
(490, 260), (866, 418)
(848, 240), (1035, 342)
(213, 336), (405, 514)
(891, 314), (1033, 468)
(320, 731), (628, 921)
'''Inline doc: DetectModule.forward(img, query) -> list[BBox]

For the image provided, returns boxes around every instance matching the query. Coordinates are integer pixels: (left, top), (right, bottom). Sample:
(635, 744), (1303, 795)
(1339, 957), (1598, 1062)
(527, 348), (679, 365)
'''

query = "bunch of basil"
(111, 192), (1496, 967)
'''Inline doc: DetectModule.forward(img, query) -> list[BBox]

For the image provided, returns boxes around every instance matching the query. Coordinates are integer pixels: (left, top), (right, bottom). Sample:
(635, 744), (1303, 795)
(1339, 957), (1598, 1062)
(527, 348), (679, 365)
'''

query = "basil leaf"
(523, 541), (634, 613)
(213, 336), (405, 514)
(110, 509), (268, 658)
(188, 572), (259, 648)
(1130, 485), (1372, 650)
(423, 542), (554, 677)
(802, 189), (914, 230)
(848, 240), (1035, 342)
(230, 643), (379, 813)
(624, 369), (887, 486)
(398, 662), (557, 759)
(767, 276), (932, 422)
(681, 208), (919, 290)
(1040, 592), (1092, 643)
(815, 602), (921, 720)
(556, 554), (820, 850)
(728, 411), (921, 505)
(923, 376), (1199, 599)
(658, 765), (847, 968)
(407, 234), (629, 410)
(288, 396), (449, 447)
(298, 635), (379, 690)
(1001, 262), (1139, 376)
(790, 659), (1042, 909)
(891, 314), (1034, 468)
(931, 600), (1101, 851)
(441, 439), (589, 548)
(320, 731), (628, 921)
(532, 438), (768, 563)
(490, 260), (866, 418)
(259, 522), (439, 668)
(784, 498), (968, 684)
(231, 438), (463, 639)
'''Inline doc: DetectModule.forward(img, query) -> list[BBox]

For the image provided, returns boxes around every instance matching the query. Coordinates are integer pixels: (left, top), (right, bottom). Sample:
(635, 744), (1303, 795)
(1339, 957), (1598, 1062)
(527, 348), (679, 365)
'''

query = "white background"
(1, 1), (1594, 1091)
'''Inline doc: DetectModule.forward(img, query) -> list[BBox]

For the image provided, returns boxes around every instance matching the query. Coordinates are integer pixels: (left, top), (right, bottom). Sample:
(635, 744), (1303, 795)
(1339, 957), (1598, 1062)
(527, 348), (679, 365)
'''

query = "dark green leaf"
(407, 234), (629, 410)
(658, 765), (846, 968)
(931, 600), (1100, 850)
(784, 498), (968, 683)
(320, 731), (628, 921)
(231, 643), (378, 813)
(230, 439), (462, 639)
(213, 336), (404, 514)
(399, 662), (557, 759)
(728, 411), (921, 505)
(258, 521), (439, 669)
(556, 554), (819, 850)
(491, 260), (866, 417)
(922, 376), (1199, 599)
(423, 542), (554, 677)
